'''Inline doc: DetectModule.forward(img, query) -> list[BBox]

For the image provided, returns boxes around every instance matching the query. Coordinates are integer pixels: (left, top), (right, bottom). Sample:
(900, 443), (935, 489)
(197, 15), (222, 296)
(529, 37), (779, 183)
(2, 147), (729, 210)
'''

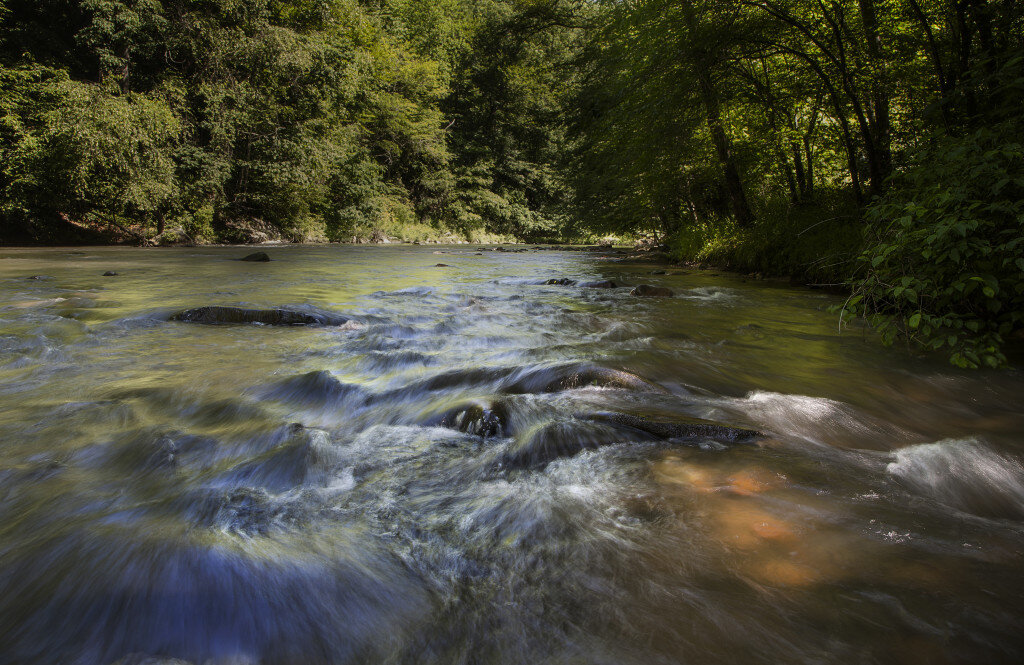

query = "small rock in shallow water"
(545, 278), (577, 286)
(102, 271), (118, 276)
(435, 263), (450, 267)
(631, 284), (674, 297)
(240, 251), (271, 262)
(579, 280), (617, 288)
(171, 306), (347, 326)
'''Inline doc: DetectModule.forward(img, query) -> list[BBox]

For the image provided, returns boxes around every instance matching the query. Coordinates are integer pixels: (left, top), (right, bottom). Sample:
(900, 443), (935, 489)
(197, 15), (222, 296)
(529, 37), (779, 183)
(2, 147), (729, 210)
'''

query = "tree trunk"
(791, 141), (807, 199)
(680, 1), (754, 226)
(857, 0), (892, 194)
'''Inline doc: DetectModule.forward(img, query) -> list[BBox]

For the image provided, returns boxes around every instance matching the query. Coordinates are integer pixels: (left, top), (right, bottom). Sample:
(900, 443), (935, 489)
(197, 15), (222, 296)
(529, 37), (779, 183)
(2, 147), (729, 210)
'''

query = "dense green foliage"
(2, 0), (1022, 363)
(844, 118), (1024, 368)
(566, 0), (1023, 364)
(0, 0), (575, 243)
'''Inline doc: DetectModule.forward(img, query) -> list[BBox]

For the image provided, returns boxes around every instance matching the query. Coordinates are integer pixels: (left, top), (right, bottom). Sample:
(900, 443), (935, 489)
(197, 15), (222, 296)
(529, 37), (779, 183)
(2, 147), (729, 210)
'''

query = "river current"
(1, 245), (1022, 665)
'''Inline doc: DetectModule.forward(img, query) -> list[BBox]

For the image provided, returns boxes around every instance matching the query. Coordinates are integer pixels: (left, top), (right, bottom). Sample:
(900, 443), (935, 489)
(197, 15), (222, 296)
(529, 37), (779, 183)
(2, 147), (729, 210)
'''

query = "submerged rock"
(630, 284), (674, 297)
(102, 271), (119, 277)
(110, 655), (193, 665)
(582, 411), (761, 444)
(504, 362), (663, 394)
(579, 280), (617, 289)
(545, 278), (577, 286)
(501, 419), (631, 469)
(240, 251), (271, 262)
(171, 306), (348, 326)
(222, 426), (337, 492)
(263, 370), (365, 407)
(501, 411), (760, 470)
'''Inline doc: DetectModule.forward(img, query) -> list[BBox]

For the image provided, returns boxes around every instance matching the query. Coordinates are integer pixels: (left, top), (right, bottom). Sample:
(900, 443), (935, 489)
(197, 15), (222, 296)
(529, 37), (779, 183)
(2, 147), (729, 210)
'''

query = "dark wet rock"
(501, 419), (632, 469)
(545, 278), (577, 286)
(650, 269), (667, 275)
(102, 271), (119, 277)
(581, 412), (761, 444)
(503, 362), (664, 394)
(630, 284), (674, 297)
(171, 306), (348, 326)
(427, 399), (509, 438)
(379, 362), (662, 401)
(240, 251), (271, 262)
(26, 275), (49, 280)
(435, 263), (450, 267)
(579, 280), (617, 289)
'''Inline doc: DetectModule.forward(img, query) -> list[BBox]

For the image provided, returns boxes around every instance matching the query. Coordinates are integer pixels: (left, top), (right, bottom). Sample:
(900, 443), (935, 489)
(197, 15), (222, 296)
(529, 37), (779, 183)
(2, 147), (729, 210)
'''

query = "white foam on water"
(682, 286), (739, 303)
(887, 438), (1024, 519)
(730, 390), (902, 446)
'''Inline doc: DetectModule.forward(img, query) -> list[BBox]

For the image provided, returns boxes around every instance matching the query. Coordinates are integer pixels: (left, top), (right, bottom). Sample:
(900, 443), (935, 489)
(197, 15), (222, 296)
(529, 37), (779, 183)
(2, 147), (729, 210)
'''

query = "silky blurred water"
(1, 244), (1022, 665)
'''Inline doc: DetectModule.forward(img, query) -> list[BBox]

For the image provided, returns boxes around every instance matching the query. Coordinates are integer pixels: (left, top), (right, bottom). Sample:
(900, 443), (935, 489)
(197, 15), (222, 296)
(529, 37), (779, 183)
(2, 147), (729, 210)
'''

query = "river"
(1, 245), (1022, 665)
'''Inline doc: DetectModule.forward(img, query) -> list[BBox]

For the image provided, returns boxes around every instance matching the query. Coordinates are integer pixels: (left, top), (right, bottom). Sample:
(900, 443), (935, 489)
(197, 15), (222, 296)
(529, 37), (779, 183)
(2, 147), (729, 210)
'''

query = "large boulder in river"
(240, 251), (271, 262)
(171, 306), (348, 326)
(630, 284), (674, 297)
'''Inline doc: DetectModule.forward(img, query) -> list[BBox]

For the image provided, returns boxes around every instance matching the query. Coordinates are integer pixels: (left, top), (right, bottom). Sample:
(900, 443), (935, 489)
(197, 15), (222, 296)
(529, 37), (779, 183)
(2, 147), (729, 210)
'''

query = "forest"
(0, 0), (1022, 366)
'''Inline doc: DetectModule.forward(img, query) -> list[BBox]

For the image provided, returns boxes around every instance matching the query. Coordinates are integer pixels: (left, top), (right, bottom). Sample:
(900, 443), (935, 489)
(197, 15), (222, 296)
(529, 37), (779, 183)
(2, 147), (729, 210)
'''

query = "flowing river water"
(1, 245), (1023, 665)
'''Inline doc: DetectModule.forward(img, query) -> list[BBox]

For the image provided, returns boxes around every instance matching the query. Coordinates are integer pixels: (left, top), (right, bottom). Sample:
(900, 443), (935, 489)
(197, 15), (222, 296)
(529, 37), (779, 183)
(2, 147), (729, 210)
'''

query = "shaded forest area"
(1, 0), (1022, 365)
